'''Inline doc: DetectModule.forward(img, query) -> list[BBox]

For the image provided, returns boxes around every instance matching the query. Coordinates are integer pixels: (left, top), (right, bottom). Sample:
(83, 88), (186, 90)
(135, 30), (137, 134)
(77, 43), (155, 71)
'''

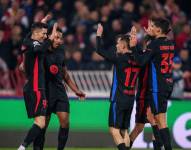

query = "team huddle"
(18, 15), (174, 150)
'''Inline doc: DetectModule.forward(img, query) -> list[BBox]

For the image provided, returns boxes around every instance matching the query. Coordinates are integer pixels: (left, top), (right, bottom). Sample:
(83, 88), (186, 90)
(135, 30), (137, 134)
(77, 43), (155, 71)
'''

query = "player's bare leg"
(33, 116), (51, 150)
(129, 123), (144, 148)
(121, 129), (130, 149)
(155, 113), (172, 150)
(110, 127), (127, 150)
(56, 112), (69, 150)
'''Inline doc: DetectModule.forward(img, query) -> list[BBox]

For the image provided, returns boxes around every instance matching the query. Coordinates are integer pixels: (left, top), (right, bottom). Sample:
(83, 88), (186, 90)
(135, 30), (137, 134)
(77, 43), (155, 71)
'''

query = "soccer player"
(33, 27), (85, 150)
(17, 22), (57, 150)
(96, 23), (141, 150)
(129, 18), (174, 150)
(129, 31), (163, 150)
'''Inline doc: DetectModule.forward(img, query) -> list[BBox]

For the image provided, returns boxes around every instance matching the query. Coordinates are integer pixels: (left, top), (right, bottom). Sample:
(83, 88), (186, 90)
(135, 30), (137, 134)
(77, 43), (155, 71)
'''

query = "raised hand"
(96, 23), (103, 37)
(41, 14), (52, 24)
(129, 26), (137, 47)
(49, 23), (58, 41)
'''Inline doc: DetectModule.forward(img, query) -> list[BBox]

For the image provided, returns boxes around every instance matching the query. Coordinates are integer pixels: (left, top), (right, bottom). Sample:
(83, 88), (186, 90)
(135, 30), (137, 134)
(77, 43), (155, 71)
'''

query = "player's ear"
(157, 27), (162, 34)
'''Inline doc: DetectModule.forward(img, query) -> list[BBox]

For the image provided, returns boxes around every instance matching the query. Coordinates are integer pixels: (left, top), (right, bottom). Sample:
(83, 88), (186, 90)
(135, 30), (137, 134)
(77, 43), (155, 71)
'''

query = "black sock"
(152, 125), (163, 147)
(159, 128), (172, 150)
(22, 124), (42, 147)
(126, 146), (130, 150)
(57, 127), (69, 150)
(33, 128), (46, 150)
(117, 143), (126, 150)
(129, 140), (133, 148)
(153, 140), (162, 150)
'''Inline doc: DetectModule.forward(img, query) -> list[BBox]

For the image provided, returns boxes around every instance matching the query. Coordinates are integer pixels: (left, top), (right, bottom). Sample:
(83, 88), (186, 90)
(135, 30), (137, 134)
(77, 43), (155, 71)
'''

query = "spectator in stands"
(179, 48), (191, 72)
(175, 24), (191, 50)
(171, 57), (184, 98)
(67, 50), (83, 70)
(64, 33), (79, 61)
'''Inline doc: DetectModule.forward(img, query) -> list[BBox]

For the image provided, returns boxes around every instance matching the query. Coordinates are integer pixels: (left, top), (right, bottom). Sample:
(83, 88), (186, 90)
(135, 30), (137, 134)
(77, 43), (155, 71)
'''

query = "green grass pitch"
(0, 148), (182, 150)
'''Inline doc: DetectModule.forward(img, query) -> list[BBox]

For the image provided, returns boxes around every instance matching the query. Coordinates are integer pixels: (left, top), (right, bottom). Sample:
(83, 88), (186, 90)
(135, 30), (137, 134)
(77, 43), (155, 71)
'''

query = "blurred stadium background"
(0, 0), (191, 149)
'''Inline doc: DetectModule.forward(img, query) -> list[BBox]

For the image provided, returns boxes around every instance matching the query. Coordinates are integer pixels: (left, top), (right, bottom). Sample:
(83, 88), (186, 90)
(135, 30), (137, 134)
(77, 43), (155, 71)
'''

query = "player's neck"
(155, 34), (167, 39)
(31, 34), (40, 42)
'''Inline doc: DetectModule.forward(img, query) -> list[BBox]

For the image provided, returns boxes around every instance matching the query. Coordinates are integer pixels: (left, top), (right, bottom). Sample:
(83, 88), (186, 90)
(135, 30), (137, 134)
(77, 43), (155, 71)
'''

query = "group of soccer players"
(18, 15), (85, 150)
(17, 14), (174, 150)
(96, 16), (174, 150)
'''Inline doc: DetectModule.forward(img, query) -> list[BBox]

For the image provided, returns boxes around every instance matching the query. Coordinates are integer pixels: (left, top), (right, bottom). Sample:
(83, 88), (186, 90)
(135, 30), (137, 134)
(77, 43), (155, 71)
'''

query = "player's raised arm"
(96, 23), (118, 62)
(41, 14), (52, 24)
(62, 67), (85, 100)
(129, 26), (154, 66)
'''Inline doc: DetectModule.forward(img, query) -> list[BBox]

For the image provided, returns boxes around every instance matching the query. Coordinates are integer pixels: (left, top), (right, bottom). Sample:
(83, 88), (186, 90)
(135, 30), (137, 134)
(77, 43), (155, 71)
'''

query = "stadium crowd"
(0, 0), (191, 96)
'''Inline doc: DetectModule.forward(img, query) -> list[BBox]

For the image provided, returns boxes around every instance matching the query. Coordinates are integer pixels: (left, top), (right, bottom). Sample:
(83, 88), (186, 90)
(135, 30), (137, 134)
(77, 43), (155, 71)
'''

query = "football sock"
(57, 127), (69, 150)
(129, 140), (133, 148)
(153, 140), (162, 150)
(152, 125), (163, 148)
(159, 128), (172, 150)
(33, 128), (46, 150)
(125, 146), (130, 150)
(117, 143), (127, 150)
(22, 124), (42, 147)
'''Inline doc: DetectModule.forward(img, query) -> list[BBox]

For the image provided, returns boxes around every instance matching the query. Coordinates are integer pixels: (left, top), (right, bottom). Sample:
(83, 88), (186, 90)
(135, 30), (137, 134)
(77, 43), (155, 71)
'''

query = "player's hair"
(31, 22), (48, 32)
(150, 17), (171, 34)
(116, 34), (130, 49)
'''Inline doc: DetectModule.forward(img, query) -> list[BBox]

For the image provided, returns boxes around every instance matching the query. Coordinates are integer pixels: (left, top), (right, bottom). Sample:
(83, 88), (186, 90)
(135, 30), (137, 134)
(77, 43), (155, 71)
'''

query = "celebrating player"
(130, 18), (174, 150)
(33, 27), (85, 150)
(96, 23), (141, 150)
(17, 22), (57, 150)
(129, 28), (163, 150)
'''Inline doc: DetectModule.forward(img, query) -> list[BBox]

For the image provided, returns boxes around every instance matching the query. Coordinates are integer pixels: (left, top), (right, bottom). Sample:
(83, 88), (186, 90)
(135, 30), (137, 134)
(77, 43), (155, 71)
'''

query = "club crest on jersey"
(50, 65), (58, 75)
(33, 41), (40, 47)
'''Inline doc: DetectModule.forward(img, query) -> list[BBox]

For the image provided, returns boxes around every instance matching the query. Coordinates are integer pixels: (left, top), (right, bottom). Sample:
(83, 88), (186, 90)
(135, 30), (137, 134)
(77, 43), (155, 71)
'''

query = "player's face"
(149, 20), (162, 37)
(34, 28), (47, 42)
(147, 20), (155, 36)
(52, 31), (63, 48)
(116, 38), (127, 53)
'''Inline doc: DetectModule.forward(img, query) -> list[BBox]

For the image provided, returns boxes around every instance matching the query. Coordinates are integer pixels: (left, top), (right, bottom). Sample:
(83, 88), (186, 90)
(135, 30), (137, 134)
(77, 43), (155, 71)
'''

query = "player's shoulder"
(32, 40), (41, 47)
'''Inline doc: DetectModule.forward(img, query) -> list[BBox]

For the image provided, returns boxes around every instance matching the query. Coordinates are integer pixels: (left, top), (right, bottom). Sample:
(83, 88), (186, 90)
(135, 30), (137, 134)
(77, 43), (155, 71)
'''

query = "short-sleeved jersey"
(21, 37), (51, 90)
(45, 46), (68, 102)
(96, 36), (141, 105)
(132, 37), (175, 93)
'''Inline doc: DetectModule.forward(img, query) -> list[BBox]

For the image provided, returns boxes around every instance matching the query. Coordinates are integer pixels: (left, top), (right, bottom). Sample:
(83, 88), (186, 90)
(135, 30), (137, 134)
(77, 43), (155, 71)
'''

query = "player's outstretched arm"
(63, 67), (85, 100)
(96, 23), (117, 62)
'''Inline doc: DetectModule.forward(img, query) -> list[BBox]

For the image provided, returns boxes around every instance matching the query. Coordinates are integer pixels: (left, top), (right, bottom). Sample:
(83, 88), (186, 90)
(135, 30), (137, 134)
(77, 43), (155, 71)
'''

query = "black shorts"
(23, 89), (47, 118)
(47, 99), (70, 115)
(109, 102), (133, 129)
(135, 97), (149, 124)
(149, 92), (171, 115)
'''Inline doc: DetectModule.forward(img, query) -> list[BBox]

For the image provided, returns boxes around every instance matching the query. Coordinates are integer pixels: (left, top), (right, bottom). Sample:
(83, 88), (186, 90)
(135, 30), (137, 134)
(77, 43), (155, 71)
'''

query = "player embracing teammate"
(129, 17), (174, 150)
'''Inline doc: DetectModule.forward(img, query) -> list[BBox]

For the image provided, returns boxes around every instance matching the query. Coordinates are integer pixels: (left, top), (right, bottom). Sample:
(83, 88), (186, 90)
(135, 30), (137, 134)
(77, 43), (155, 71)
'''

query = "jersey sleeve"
(32, 39), (52, 53)
(96, 36), (117, 62)
(131, 41), (156, 66)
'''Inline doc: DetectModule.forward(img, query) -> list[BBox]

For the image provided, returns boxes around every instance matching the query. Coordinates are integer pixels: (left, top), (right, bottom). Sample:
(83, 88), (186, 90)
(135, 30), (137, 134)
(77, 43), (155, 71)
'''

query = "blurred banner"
(0, 99), (190, 148)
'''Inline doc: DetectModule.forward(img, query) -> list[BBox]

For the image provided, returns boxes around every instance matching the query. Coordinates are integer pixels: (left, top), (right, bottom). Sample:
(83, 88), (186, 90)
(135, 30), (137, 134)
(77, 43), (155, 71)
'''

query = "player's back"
(111, 58), (140, 106)
(148, 37), (174, 93)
